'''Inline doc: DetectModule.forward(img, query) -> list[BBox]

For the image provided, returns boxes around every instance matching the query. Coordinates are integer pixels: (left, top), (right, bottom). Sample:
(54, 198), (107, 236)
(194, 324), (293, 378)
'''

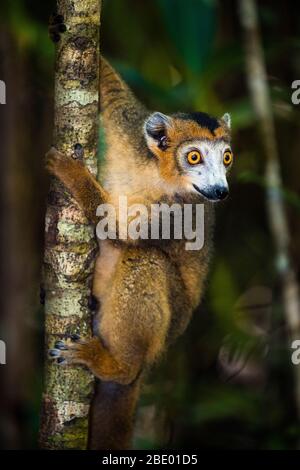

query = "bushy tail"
(99, 56), (147, 131)
(88, 376), (142, 450)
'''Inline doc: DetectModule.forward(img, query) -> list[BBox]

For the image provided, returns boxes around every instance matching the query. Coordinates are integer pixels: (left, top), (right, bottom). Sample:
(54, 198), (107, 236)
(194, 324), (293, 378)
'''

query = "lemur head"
(144, 111), (232, 201)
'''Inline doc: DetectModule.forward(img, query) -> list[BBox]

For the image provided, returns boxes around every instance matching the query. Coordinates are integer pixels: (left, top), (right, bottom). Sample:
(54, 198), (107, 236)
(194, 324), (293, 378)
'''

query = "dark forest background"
(0, 0), (300, 449)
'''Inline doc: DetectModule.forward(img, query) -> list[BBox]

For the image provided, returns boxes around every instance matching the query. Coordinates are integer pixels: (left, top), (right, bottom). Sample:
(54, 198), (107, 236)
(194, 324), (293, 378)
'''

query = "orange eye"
(187, 150), (202, 165)
(223, 149), (233, 166)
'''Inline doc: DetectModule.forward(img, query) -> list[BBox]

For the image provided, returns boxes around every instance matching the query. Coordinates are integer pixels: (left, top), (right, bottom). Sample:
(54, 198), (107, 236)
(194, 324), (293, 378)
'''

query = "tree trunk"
(239, 0), (300, 418)
(39, 0), (101, 449)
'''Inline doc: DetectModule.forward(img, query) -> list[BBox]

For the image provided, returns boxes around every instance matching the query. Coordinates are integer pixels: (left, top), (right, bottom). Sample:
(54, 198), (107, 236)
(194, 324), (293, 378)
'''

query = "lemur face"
(144, 111), (232, 201)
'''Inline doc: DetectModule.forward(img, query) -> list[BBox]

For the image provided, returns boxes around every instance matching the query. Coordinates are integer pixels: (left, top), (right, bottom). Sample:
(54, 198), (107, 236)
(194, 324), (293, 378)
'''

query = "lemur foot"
(49, 334), (141, 384)
(49, 334), (92, 365)
(48, 13), (67, 43)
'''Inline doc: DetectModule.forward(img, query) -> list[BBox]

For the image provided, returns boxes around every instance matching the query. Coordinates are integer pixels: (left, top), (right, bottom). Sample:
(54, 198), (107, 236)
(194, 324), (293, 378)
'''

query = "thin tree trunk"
(39, 0), (101, 449)
(239, 0), (300, 417)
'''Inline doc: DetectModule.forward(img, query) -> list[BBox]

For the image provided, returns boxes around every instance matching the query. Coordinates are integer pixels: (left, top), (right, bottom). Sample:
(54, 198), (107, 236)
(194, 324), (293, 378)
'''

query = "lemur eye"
(187, 150), (202, 165)
(223, 149), (233, 166)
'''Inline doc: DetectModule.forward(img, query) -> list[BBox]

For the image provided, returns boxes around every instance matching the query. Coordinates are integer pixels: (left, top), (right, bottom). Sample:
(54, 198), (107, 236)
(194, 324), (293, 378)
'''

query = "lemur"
(47, 49), (233, 448)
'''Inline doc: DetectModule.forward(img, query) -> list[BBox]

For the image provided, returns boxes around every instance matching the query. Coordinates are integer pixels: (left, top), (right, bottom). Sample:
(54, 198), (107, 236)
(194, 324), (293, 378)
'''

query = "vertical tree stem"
(39, 0), (101, 449)
(239, 0), (300, 417)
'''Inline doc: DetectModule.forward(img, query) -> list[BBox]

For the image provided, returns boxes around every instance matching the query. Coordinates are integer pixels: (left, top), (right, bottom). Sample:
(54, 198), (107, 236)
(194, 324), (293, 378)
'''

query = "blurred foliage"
(1, 0), (300, 450)
(2, 0), (54, 60)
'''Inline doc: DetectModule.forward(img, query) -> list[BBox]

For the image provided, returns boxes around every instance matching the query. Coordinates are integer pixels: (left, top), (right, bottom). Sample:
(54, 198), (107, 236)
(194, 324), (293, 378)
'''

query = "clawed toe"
(48, 14), (67, 43)
(70, 333), (81, 342)
(49, 337), (70, 363)
(49, 348), (60, 357)
(48, 347), (67, 364)
(54, 340), (68, 350)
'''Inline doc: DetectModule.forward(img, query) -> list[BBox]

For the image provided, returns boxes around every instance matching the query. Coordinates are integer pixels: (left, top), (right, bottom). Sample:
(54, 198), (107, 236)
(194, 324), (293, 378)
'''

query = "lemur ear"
(221, 112), (231, 129)
(144, 112), (172, 151)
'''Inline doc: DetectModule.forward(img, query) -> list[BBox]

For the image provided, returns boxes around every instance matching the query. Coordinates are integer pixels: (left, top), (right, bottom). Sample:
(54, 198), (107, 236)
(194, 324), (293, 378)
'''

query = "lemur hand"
(45, 146), (84, 180)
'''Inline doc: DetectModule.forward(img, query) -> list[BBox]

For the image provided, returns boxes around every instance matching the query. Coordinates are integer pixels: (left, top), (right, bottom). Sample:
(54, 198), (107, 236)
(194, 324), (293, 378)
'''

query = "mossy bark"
(39, 0), (101, 449)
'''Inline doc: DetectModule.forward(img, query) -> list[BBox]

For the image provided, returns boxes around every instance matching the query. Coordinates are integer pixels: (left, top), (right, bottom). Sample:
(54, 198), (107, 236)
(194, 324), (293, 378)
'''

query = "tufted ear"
(221, 112), (231, 129)
(144, 112), (172, 151)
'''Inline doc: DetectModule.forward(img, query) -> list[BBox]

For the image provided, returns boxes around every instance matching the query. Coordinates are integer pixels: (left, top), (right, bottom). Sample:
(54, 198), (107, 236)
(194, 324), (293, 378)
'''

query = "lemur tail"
(100, 56), (131, 111)
(99, 56), (147, 127)
(88, 376), (142, 450)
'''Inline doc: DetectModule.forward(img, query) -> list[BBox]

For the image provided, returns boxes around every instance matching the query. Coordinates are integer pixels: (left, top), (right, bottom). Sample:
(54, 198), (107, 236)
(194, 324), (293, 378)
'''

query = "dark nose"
(214, 186), (228, 200)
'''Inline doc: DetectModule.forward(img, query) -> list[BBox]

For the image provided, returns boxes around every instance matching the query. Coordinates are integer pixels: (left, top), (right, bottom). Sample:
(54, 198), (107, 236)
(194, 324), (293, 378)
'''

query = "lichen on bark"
(39, 0), (102, 450)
